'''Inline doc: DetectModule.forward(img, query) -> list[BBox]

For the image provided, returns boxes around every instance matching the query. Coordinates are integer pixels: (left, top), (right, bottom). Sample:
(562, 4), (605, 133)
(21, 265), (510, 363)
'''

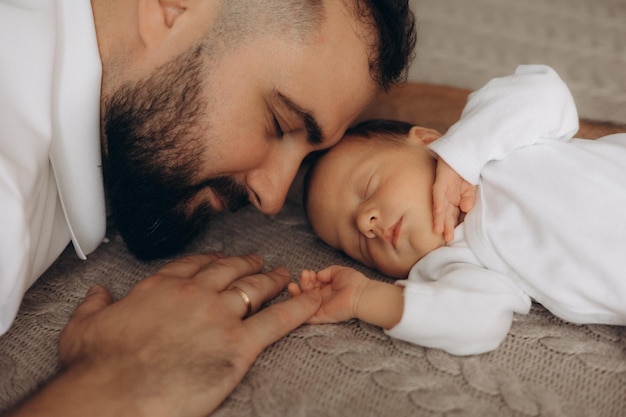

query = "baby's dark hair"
(302, 119), (416, 212)
(344, 118), (415, 140)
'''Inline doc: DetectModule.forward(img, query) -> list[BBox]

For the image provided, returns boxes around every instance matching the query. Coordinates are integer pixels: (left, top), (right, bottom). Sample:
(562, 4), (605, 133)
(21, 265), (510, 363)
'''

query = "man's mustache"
(203, 176), (250, 212)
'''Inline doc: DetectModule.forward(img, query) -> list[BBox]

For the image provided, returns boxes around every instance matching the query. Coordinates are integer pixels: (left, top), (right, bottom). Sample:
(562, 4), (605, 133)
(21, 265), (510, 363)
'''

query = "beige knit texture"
(1, 203), (625, 416)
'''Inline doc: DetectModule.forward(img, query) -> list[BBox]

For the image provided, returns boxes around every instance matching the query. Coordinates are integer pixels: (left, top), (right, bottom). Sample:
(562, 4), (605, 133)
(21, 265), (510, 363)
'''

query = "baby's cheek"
(379, 255), (417, 279)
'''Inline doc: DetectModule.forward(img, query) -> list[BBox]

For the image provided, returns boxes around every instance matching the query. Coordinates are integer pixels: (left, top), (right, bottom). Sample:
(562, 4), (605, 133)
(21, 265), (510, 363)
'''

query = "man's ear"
(137, 0), (186, 48)
(407, 126), (442, 145)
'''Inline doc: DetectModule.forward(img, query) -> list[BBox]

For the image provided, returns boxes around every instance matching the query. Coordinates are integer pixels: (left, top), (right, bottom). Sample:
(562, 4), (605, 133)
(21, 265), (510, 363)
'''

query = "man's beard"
(102, 44), (249, 260)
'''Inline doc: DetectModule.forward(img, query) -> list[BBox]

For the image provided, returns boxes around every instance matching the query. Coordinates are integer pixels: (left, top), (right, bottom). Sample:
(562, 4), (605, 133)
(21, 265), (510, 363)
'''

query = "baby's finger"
(433, 208), (445, 235)
(299, 270), (317, 291)
(287, 282), (303, 297)
(459, 187), (477, 213)
(431, 191), (446, 235)
(316, 266), (341, 282)
(444, 207), (458, 242)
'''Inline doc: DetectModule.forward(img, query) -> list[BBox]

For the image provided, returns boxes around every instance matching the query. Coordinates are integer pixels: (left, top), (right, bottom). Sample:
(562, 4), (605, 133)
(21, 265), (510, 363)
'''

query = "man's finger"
(70, 285), (114, 323)
(59, 285), (114, 365)
(223, 267), (291, 317)
(156, 252), (227, 280)
(193, 254), (264, 291)
(243, 290), (322, 352)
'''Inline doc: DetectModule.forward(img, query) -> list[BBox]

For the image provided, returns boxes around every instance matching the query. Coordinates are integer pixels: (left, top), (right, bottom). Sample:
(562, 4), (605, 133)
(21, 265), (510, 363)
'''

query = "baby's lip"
(384, 218), (403, 250)
(392, 218), (403, 250)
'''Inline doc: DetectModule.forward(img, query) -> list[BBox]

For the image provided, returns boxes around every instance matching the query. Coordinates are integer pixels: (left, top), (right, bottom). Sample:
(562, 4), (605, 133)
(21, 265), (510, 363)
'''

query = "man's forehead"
(268, 1), (377, 140)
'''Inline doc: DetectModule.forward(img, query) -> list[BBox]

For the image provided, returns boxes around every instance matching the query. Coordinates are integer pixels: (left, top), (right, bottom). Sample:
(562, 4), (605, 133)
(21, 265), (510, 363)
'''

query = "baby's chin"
(377, 260), (416, 279)
(376, 247), (428, 278)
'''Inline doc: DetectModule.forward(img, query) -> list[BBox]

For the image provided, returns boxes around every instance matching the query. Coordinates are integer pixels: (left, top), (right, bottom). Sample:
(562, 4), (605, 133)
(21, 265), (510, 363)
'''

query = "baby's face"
(307, 130), (446, 278)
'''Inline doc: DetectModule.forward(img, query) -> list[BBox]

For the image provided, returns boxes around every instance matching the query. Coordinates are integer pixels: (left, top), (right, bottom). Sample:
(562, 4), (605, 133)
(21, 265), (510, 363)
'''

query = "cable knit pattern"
(1, 1), (625, 414)
(1, 202), (624, 416)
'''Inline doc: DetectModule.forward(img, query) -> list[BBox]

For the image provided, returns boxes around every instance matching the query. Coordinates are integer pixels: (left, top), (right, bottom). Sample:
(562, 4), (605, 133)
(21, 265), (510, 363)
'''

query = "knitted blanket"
(1, 202), (625, 416)
(1, 0), (625, 415)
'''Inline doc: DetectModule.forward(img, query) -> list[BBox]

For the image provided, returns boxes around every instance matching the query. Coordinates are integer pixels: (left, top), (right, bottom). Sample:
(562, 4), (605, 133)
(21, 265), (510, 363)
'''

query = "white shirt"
(0, 0), (106, 334)
(387, 65), (626, 355)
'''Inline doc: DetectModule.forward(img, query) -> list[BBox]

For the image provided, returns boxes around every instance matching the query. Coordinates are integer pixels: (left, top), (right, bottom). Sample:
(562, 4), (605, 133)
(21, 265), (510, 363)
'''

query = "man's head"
(95, 0), (416, 259)
(304, 119), (445, 278)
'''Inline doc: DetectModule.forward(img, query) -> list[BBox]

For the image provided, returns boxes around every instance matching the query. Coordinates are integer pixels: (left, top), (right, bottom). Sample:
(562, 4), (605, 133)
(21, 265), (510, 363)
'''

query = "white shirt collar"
(49, 0), (106, 259)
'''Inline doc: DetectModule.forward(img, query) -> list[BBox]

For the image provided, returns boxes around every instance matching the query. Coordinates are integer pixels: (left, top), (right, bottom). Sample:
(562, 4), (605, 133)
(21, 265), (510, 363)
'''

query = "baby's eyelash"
(363, 175), (374, 198)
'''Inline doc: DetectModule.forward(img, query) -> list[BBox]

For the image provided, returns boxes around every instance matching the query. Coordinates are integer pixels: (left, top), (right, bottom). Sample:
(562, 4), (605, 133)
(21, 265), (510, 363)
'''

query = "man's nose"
(247, 149), (305, 216)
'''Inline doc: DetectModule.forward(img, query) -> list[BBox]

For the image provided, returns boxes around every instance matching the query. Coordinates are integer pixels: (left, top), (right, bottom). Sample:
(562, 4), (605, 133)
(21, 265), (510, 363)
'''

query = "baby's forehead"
(328, 133), (404, 162)
(315, 137), (365, 174)
(315, 135), (382, 173)
(345, 132), (407, 148)
(310, 132), (407, 192)
(330, 134), (384, 155)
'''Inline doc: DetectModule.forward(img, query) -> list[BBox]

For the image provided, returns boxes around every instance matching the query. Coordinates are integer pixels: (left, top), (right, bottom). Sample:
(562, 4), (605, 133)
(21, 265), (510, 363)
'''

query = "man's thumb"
(59, 285), (114, 365)
(72, 285), (114, 321)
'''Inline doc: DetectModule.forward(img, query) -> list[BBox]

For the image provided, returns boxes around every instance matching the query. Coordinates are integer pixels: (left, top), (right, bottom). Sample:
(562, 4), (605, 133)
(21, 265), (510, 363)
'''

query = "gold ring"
(231, 286), (252, 318)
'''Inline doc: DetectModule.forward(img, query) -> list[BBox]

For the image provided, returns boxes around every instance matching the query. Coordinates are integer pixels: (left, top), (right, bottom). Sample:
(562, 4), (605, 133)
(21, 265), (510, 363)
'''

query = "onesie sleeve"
(428, 65), (579, 185)
(385, 243), (531, 356)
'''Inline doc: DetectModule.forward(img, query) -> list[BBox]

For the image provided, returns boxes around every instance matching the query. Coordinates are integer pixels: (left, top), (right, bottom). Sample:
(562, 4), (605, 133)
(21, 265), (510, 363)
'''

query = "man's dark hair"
(353, 0), (417, 91)
(215, 0), (417, 92)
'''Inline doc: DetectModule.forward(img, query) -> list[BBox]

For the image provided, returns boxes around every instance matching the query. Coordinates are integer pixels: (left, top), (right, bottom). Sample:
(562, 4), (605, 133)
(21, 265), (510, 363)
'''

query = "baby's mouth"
(384, 218), (402, 250)
(388, 218), (403, 250)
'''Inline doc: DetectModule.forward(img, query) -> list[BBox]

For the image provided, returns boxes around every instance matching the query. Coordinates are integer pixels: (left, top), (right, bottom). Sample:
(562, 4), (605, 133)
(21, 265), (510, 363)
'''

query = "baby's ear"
(407, 126), (442, 145)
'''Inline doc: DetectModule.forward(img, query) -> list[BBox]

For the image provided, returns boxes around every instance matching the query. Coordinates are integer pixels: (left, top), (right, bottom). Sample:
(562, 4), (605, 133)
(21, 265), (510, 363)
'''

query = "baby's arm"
(431, 65), (579, 185)
(387, 243), (532, 355)
(288, 266), (404, 329)
(430, 65), (578, 238)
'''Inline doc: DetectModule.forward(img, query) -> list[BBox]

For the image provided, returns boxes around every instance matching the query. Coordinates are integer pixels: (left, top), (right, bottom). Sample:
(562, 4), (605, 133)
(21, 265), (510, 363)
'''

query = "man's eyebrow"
(276, 91), (324, 145)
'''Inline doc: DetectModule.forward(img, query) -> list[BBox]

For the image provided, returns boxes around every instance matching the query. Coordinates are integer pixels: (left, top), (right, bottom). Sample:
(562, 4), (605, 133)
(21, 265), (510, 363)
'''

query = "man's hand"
(432, 159), (476, 242)
(8, 253), (321, 417)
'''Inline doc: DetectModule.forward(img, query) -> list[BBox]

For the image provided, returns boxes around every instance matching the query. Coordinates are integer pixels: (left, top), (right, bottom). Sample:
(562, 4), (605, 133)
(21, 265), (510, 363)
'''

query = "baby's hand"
(432, 158), (477, 242)
(288, 266), (370, 324)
